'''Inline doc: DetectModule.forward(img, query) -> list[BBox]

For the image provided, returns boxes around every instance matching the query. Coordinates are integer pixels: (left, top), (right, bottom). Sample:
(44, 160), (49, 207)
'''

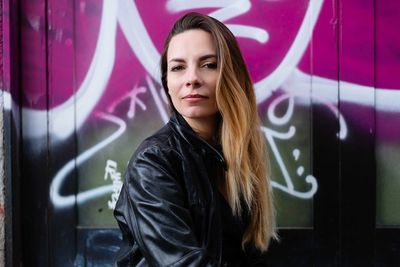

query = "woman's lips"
(183, 94), (208, 99)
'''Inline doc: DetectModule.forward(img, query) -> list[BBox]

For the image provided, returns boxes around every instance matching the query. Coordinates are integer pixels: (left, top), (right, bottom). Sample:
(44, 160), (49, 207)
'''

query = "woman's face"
(166, 29), (219, 127)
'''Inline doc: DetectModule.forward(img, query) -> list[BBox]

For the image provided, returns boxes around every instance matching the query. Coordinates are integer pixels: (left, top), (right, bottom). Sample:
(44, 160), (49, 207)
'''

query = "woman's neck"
(183, 115), (218, 142)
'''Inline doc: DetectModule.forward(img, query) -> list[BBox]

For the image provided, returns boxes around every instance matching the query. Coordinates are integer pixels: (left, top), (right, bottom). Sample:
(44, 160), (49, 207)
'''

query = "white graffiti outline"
(263, 91), (318, 198)
(2, 0), (394, 205)
(166, 0), (269, 43)
(21, 0), (118, 140)
(281, 69), (350, 139)
(117, 0), (160, 82)
(254, 0), (324, 103)
(262, 126), (318, 199)
(50, 112), (126, 209)
(107, 85), (148, 119)
(267, 93), (295, 126)
(14, 0), (400, 142)
(167, 0), (251, 21)
(118, 0), (326, 98)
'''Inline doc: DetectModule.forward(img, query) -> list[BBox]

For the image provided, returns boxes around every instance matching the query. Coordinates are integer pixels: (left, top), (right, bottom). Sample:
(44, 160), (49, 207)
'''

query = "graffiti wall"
(3, 0), (400, 265)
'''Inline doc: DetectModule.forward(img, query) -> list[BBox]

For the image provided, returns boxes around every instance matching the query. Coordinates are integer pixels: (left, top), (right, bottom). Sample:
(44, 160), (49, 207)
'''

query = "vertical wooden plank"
(374, 0), (400, 265)
(19, 0), (50, 265)
(74, 0), (107, 230)
(264, 0), (341, 265)
(308, 0), (341, 265)
(1, 0), (22, 265)
(1, 0), (8, 265)
(46, 0), (77, 265)
(338, 0), (376, 265)
(374, 0), (400, 225)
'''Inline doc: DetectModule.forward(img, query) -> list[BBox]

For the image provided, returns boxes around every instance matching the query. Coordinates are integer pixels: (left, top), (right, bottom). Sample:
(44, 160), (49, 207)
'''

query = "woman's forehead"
(167, 29), (216, 59)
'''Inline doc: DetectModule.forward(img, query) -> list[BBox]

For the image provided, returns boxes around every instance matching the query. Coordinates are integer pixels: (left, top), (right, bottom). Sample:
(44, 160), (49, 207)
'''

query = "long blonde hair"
(161, 12), (277, 251)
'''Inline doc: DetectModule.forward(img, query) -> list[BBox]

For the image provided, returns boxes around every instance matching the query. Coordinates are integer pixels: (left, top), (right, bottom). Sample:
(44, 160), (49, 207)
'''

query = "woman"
(114, 12), (277, 266)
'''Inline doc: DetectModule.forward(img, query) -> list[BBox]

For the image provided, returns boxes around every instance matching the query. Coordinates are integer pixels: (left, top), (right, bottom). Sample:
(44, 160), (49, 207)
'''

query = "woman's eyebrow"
(168, 58), (185, 64)
(199, 54), (217, 61)
(168, 54), (217, 64)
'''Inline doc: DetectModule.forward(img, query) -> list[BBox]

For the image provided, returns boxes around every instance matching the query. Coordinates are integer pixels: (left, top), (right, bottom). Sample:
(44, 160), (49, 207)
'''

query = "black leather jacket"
(114, 113), (268, 266)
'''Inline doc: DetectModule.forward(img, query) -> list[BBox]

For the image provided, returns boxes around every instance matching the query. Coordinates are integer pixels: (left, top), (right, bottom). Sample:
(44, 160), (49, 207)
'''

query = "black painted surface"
(75, 229), (122, 267)
(5, 1), (400, 266)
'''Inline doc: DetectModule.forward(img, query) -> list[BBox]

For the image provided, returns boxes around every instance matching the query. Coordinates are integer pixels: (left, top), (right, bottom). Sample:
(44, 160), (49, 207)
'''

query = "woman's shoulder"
(124, 123), (184, 187)
(129, 123), (181, 166)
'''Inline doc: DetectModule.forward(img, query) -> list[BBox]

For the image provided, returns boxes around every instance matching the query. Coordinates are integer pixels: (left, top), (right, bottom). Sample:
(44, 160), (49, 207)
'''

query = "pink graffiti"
(13, 0), (399, 141)
(107, 85), (147, 119)
(4, 0), (398, 204)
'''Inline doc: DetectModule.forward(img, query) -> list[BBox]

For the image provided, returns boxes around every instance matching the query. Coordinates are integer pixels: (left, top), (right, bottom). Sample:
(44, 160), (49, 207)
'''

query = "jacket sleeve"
(114, 146), (217, 267)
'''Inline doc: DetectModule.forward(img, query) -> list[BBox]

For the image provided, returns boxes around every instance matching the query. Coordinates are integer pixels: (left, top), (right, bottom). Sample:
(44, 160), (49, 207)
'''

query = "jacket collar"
(169, 113), (227, 170)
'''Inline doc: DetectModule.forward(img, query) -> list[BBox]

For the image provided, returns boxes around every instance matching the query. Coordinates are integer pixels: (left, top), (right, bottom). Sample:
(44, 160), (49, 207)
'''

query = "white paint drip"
(297, 166), (304, 176)
(2, 90), (11, 111)
(293, 149), (300, 161)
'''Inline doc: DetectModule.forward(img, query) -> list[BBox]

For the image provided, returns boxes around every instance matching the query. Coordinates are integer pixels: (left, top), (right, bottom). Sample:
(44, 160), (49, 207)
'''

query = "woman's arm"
(114, 146), (217, 267)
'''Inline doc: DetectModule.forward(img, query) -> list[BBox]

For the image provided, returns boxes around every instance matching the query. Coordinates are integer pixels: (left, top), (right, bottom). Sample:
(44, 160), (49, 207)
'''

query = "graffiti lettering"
(42, 0), (324, 207)
(50, 113), (126, 209)
(37, 0), (400, 210)
(263, 93), (318, 198)
(167, 0), (269, 43)
(104, 159), (122, 210)
(107, 85), (147, 119)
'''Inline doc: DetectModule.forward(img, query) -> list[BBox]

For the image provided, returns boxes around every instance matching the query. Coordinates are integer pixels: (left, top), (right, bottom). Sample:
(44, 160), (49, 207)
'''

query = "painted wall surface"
(0, 102), (4, 267)
(2, 0), (400, 265)
(0, 98), (4, 267)
(1, 0), (10, 265)
(21, 0), (324, 228)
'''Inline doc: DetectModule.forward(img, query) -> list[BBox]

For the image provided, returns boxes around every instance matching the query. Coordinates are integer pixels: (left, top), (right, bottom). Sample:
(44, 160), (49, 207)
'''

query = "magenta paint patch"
(10, 0), (400, 141)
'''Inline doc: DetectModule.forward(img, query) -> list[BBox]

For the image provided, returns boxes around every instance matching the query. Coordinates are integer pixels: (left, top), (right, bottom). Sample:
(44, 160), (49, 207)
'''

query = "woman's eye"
(170, 65), (184, 72)
(203, 63), (217, 69)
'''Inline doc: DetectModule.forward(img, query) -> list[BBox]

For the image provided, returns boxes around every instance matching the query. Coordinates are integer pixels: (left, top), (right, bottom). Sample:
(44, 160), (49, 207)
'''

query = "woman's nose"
(185, 68), (201, 87)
